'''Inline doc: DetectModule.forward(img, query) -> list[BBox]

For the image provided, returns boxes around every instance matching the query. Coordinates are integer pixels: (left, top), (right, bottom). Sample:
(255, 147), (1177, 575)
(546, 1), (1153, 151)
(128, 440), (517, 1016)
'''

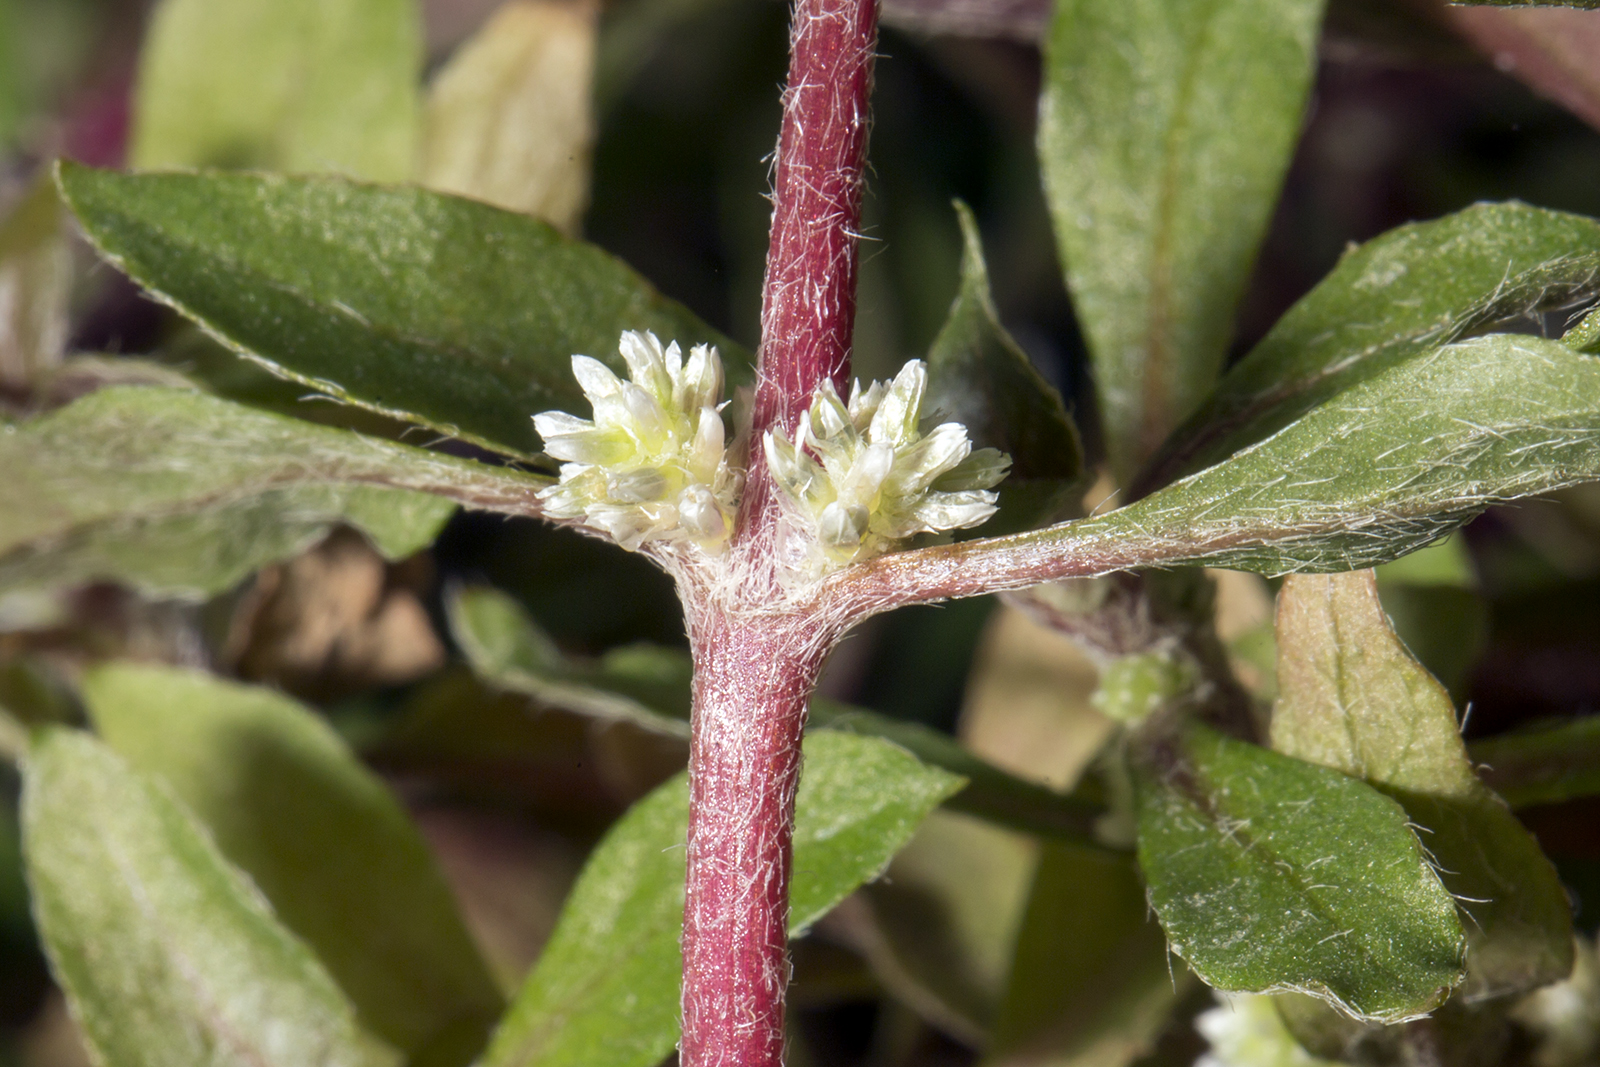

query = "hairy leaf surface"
(22, 728), (399, 1067)
(1038, 0), (1325, 479)
(1139, 202), (1600, 491)
(920, 334), (1600, 583)
(0, 387), (547, 576)
(84, 665), (504, 1060)
(58, 165), (750, 458)
(481, 732), (964, 1067)
(1135, 725), (1465, 1022)
(1271, 571), (1572, 998)
(0, 484), (451, 601)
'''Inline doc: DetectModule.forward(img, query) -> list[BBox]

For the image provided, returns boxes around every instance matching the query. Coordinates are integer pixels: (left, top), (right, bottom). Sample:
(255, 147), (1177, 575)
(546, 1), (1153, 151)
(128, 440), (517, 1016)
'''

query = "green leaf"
(131, 0), (421, 180)
(422, 0), (596, 232)
(1271, 570), (1573, 998)
(481, 731), (964, 1067)
(0, 0), (19, 150)
(58, 164), (752, 459)
(925, 201), (1082, 535)
(0, 386), (547, 570)
(22, 727), (400, 1067)
(945, 333), (1600, 579)
(1138, 203), (1600, 492)
(991, 844), (1184, 1067)
(82, 664), (504, 1060)
(447, 584), (692, 738)
(857, 812), (1038, 1042)
(0, 483), (453, 601)
(446, 585), (1106, 841)
(1375, 533), (1476, 588)
(811, 699), (1105, 843)
(1472, 716), (1600, 809)
(1038, 0), (1326, 481)
(0, 173), (71, 392)
(1134, 724), (1465, 1022)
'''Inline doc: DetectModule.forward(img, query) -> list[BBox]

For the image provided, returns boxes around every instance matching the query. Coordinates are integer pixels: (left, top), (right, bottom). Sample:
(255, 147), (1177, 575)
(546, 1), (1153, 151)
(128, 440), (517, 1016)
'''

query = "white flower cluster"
(534, 331), (742, 554)
(764, 360), (1009, 580)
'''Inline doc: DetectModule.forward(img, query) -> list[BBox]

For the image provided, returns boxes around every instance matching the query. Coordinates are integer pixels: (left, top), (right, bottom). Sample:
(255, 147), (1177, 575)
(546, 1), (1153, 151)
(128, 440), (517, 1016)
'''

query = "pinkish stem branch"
(740, 0), (880, 542)
(676, 2), (878, 1065)
(680, 608), (830, 1067)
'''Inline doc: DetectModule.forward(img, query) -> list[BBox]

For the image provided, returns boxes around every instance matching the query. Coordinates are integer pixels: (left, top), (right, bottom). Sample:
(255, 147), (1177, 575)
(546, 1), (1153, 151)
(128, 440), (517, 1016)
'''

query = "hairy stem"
(681, 608), (828, 1067)
(677, 1), (878, 1064)
(741, 0), (880, 539)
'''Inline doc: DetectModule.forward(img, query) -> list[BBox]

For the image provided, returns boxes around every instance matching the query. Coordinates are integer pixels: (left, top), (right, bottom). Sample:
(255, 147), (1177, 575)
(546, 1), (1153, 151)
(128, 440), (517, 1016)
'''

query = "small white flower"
(534, 331), (742, 554)
(763, 360), (1009, 580)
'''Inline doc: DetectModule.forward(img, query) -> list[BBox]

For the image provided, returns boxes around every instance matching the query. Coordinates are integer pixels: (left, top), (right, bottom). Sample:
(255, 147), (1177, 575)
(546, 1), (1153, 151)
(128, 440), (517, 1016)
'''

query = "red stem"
(680, 609), (829, 1067)
(677, 2), (878, 1065)
(741, 0), (880, 539)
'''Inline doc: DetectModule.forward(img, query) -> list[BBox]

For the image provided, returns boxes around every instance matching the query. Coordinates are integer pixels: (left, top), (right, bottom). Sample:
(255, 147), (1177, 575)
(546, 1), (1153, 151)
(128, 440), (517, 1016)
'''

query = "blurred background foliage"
(3, 0), (1600, 1064)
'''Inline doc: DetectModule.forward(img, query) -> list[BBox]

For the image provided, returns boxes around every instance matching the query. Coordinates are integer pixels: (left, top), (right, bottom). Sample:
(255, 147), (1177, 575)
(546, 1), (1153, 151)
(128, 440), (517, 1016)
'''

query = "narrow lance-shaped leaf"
(0, 483), (453, 602)
(481, 732), (965, 1067)
(83, 664), (505, 1062)
(422, 0), (597, 233)
(1038, 0), (1325, 481)
(0, 387), (549, 570)
(845, 333), (1600, 607)
(925, 201), (1083, 537)
(1471, 716), (1600, 809)
(1134, 723), (1466, 1022)
(58, 165), (752, 459)
(0, 174), (70, 393)
(447, 584), (1106, 841)
(989, 844), (1181, 1066)
(1137, 202), (1600, 493)
(22, 728), (399, 1067)
(0, 0), (18, 151)
(1454, 1), (1600, 9)
(132, 0), (422, 181)
(1270, 570), (1573, 999)
(447, 583), (693, 738)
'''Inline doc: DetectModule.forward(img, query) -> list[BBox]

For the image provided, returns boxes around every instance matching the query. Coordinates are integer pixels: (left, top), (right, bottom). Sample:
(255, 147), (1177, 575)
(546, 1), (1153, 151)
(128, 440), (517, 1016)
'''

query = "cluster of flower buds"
(763, 360), (1009, 580)
(534, 331), (742, 554)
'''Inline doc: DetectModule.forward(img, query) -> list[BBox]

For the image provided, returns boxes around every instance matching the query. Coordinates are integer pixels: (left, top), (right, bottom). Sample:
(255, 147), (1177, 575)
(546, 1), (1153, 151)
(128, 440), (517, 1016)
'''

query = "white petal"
(838, 442), (894, 508)
(619, 330), (673, 399)
(664, 339), (683, 382)
(893, 423), (972, 493)
(533, 411), (596, 440)
(542, 428), (632, 465)
(933, 447), (1010, 492)
(571, 355), (622, 400)
(910, 489), (998, 531)
(848, 379), (887, 428)
(689, 407), (726, 484)
(679, 344), (724, 413)
(622, 382), (670, 448)
(764, 430), (798, 485)
(607, 468), (668, 503)
(678, 484), (731, 546)
(818, 501), (869, 550)
(868, 360), (927, 445)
